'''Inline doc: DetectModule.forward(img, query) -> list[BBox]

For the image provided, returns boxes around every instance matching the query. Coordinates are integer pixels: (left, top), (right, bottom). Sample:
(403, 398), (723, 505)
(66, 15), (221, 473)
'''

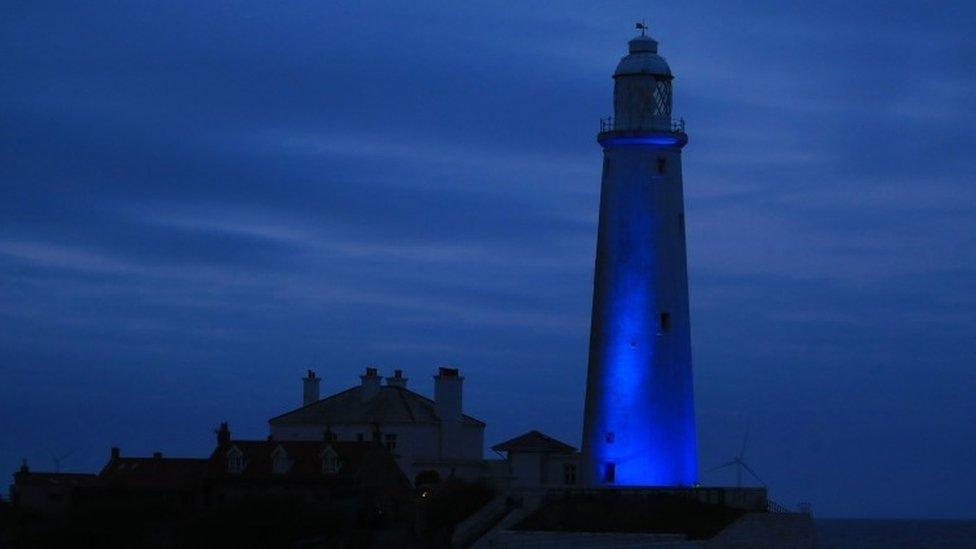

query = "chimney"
(153, 451), (163, 460)
(303, 370), (321, 406)
(434, 367), (463, 423)
(360, 367), (381, 402)
(111, 447), (120, 461)
(19, 458), (29, 474)
(385, 369), (408, 388)
(216, 422), (231, 446)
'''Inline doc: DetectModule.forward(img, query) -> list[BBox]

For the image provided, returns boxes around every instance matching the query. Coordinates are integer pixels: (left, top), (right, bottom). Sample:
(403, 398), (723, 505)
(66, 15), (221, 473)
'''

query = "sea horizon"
(815, 518), (976, 548)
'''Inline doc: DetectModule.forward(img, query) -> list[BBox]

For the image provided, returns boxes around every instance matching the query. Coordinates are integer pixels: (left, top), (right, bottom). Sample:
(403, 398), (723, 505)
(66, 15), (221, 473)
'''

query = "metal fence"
(600, 116), (686, 133)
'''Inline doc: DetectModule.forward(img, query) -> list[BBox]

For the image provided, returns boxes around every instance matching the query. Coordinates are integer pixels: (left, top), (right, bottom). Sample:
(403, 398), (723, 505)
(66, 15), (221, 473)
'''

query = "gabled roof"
(491, 430), (577, 454)
(207, 439), (409, 490)
(98, 456), (208, 490)
(269, 385), (485, 427)
(14, 472), (97, 488)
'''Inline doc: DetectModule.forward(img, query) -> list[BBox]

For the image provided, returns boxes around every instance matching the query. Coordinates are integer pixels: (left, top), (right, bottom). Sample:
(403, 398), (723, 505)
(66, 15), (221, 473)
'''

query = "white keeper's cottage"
(269, 367), (486, 485)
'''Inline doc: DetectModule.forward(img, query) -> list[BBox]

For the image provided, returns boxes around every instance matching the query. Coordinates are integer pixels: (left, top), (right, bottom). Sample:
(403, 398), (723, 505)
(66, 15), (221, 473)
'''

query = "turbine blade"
(739, 424), (751, 459)
(740, 461), (765, 486)
(706, 460), (738, 473)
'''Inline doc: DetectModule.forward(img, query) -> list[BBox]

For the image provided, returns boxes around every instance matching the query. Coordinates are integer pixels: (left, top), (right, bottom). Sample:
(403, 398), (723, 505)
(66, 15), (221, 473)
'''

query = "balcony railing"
(600, 116), (686, 134)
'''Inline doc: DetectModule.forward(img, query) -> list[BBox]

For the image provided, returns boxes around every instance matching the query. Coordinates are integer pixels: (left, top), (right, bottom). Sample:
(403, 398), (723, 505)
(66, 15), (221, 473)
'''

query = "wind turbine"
(707, 426), (765, 487)
(42, 445), (77, 473)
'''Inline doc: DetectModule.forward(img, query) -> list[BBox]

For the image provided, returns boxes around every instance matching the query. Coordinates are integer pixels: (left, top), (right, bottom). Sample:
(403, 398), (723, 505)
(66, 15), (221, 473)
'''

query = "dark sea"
(816, 519), (976, 548)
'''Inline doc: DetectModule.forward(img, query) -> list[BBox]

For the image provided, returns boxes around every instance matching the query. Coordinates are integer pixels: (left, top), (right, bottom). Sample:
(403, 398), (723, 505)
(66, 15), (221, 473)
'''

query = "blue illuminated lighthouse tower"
(580, 29), (698, 487)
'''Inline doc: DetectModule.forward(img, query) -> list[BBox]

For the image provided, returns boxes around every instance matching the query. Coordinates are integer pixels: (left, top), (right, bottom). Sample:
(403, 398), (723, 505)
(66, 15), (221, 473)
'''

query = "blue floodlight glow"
(582, 139), (698, 487)
(598, 134), (683, 147)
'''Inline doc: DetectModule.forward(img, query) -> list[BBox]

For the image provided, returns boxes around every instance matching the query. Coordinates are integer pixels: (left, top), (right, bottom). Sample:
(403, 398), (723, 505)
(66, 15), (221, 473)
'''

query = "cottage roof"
(268, 385), (485, 427)
(208, 439), (409, 489)
(491, 430), (577, 454)
(14, 471), (97, 488)
(98, 456), (208, 490)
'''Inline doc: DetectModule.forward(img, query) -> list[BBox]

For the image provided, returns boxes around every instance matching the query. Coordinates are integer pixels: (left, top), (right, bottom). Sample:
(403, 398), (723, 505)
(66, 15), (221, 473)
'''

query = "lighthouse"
(580, 28), (698, 487)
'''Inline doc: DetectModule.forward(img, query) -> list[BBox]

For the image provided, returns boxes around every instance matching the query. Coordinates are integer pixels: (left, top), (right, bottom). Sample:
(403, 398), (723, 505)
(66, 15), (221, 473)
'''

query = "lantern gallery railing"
(600, 116), (686, 134)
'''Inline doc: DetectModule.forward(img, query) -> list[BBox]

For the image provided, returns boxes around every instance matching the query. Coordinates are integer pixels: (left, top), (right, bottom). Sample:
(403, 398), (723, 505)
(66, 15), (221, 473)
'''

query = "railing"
(767, 498), (791, 514)
(600, 116), (685, 133)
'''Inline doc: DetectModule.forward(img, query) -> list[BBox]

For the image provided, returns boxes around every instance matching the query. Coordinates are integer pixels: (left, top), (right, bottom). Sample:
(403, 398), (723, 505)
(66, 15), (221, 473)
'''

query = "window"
(652, 79), (672, 117)
(563, 464), (577, 485)
(384, 433), (397, 451)
(227, 449), (244, 474)
(272, 448), (290, 475)
(657, 156), (667, 175)
(322, 448), (341, 474)
(605, 432), (615, 444)
(660, 312), (671, 333)
(603, 462), (616, 483)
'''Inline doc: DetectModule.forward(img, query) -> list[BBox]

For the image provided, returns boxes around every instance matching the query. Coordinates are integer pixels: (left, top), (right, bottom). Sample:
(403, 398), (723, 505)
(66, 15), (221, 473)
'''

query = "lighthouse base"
(471, 487), (816, 548)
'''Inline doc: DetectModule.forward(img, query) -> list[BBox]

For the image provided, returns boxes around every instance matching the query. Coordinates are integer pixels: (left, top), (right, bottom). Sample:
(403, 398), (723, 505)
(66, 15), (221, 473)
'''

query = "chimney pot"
(434, 367), (464, 460)
(216, 422), (231, 445)
(153, 451), (162, 459)
(434, 367), (464, 422)
(19, 458), (29, 474)
(303, 371), (322, 406)
(360, 367), (382, 401)
(111, 447), (120, 460)
(386, 369), (408, 388)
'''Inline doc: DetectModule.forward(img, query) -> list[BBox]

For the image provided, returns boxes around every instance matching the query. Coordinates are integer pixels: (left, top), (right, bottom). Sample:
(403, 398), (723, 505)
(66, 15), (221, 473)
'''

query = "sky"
(1, 1), (974, 519)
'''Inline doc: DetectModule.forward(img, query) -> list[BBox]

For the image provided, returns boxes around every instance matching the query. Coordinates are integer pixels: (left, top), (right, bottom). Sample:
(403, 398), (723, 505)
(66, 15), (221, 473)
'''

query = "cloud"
(1, 1), (974, 517)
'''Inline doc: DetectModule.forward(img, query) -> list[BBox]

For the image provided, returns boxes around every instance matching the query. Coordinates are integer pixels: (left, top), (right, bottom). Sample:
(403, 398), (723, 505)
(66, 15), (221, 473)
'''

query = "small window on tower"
(603, 462), (616, 483)
(660, 312), (672, 333)
(603, 157), (610, 173)
(657, 156), (667, 175)
(384, 433), (397, 450)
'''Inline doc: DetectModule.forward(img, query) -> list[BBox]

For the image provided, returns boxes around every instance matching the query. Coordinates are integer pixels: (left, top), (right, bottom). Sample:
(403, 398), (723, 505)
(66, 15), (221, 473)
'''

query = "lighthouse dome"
(614, 35), (672, 78)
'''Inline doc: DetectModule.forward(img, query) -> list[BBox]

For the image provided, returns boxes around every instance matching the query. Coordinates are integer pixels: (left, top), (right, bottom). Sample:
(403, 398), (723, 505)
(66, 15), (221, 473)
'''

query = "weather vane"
(636, 19), (647, 36)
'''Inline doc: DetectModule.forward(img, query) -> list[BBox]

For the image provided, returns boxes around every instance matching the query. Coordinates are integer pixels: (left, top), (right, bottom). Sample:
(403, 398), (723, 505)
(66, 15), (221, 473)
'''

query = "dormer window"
(321, 446), (341, 475)
(272, 446), (291, 475)
(227, 447), (245, 474)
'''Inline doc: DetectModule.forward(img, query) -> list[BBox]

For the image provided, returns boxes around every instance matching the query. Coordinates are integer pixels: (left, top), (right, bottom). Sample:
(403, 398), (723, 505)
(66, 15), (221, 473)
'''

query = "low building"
(491, 430), (579, 488)
(9, 460), (96, 514)
(95, 447), (208, 507)
(269, 367), (486, 485)
(206, 422), (412, 508)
